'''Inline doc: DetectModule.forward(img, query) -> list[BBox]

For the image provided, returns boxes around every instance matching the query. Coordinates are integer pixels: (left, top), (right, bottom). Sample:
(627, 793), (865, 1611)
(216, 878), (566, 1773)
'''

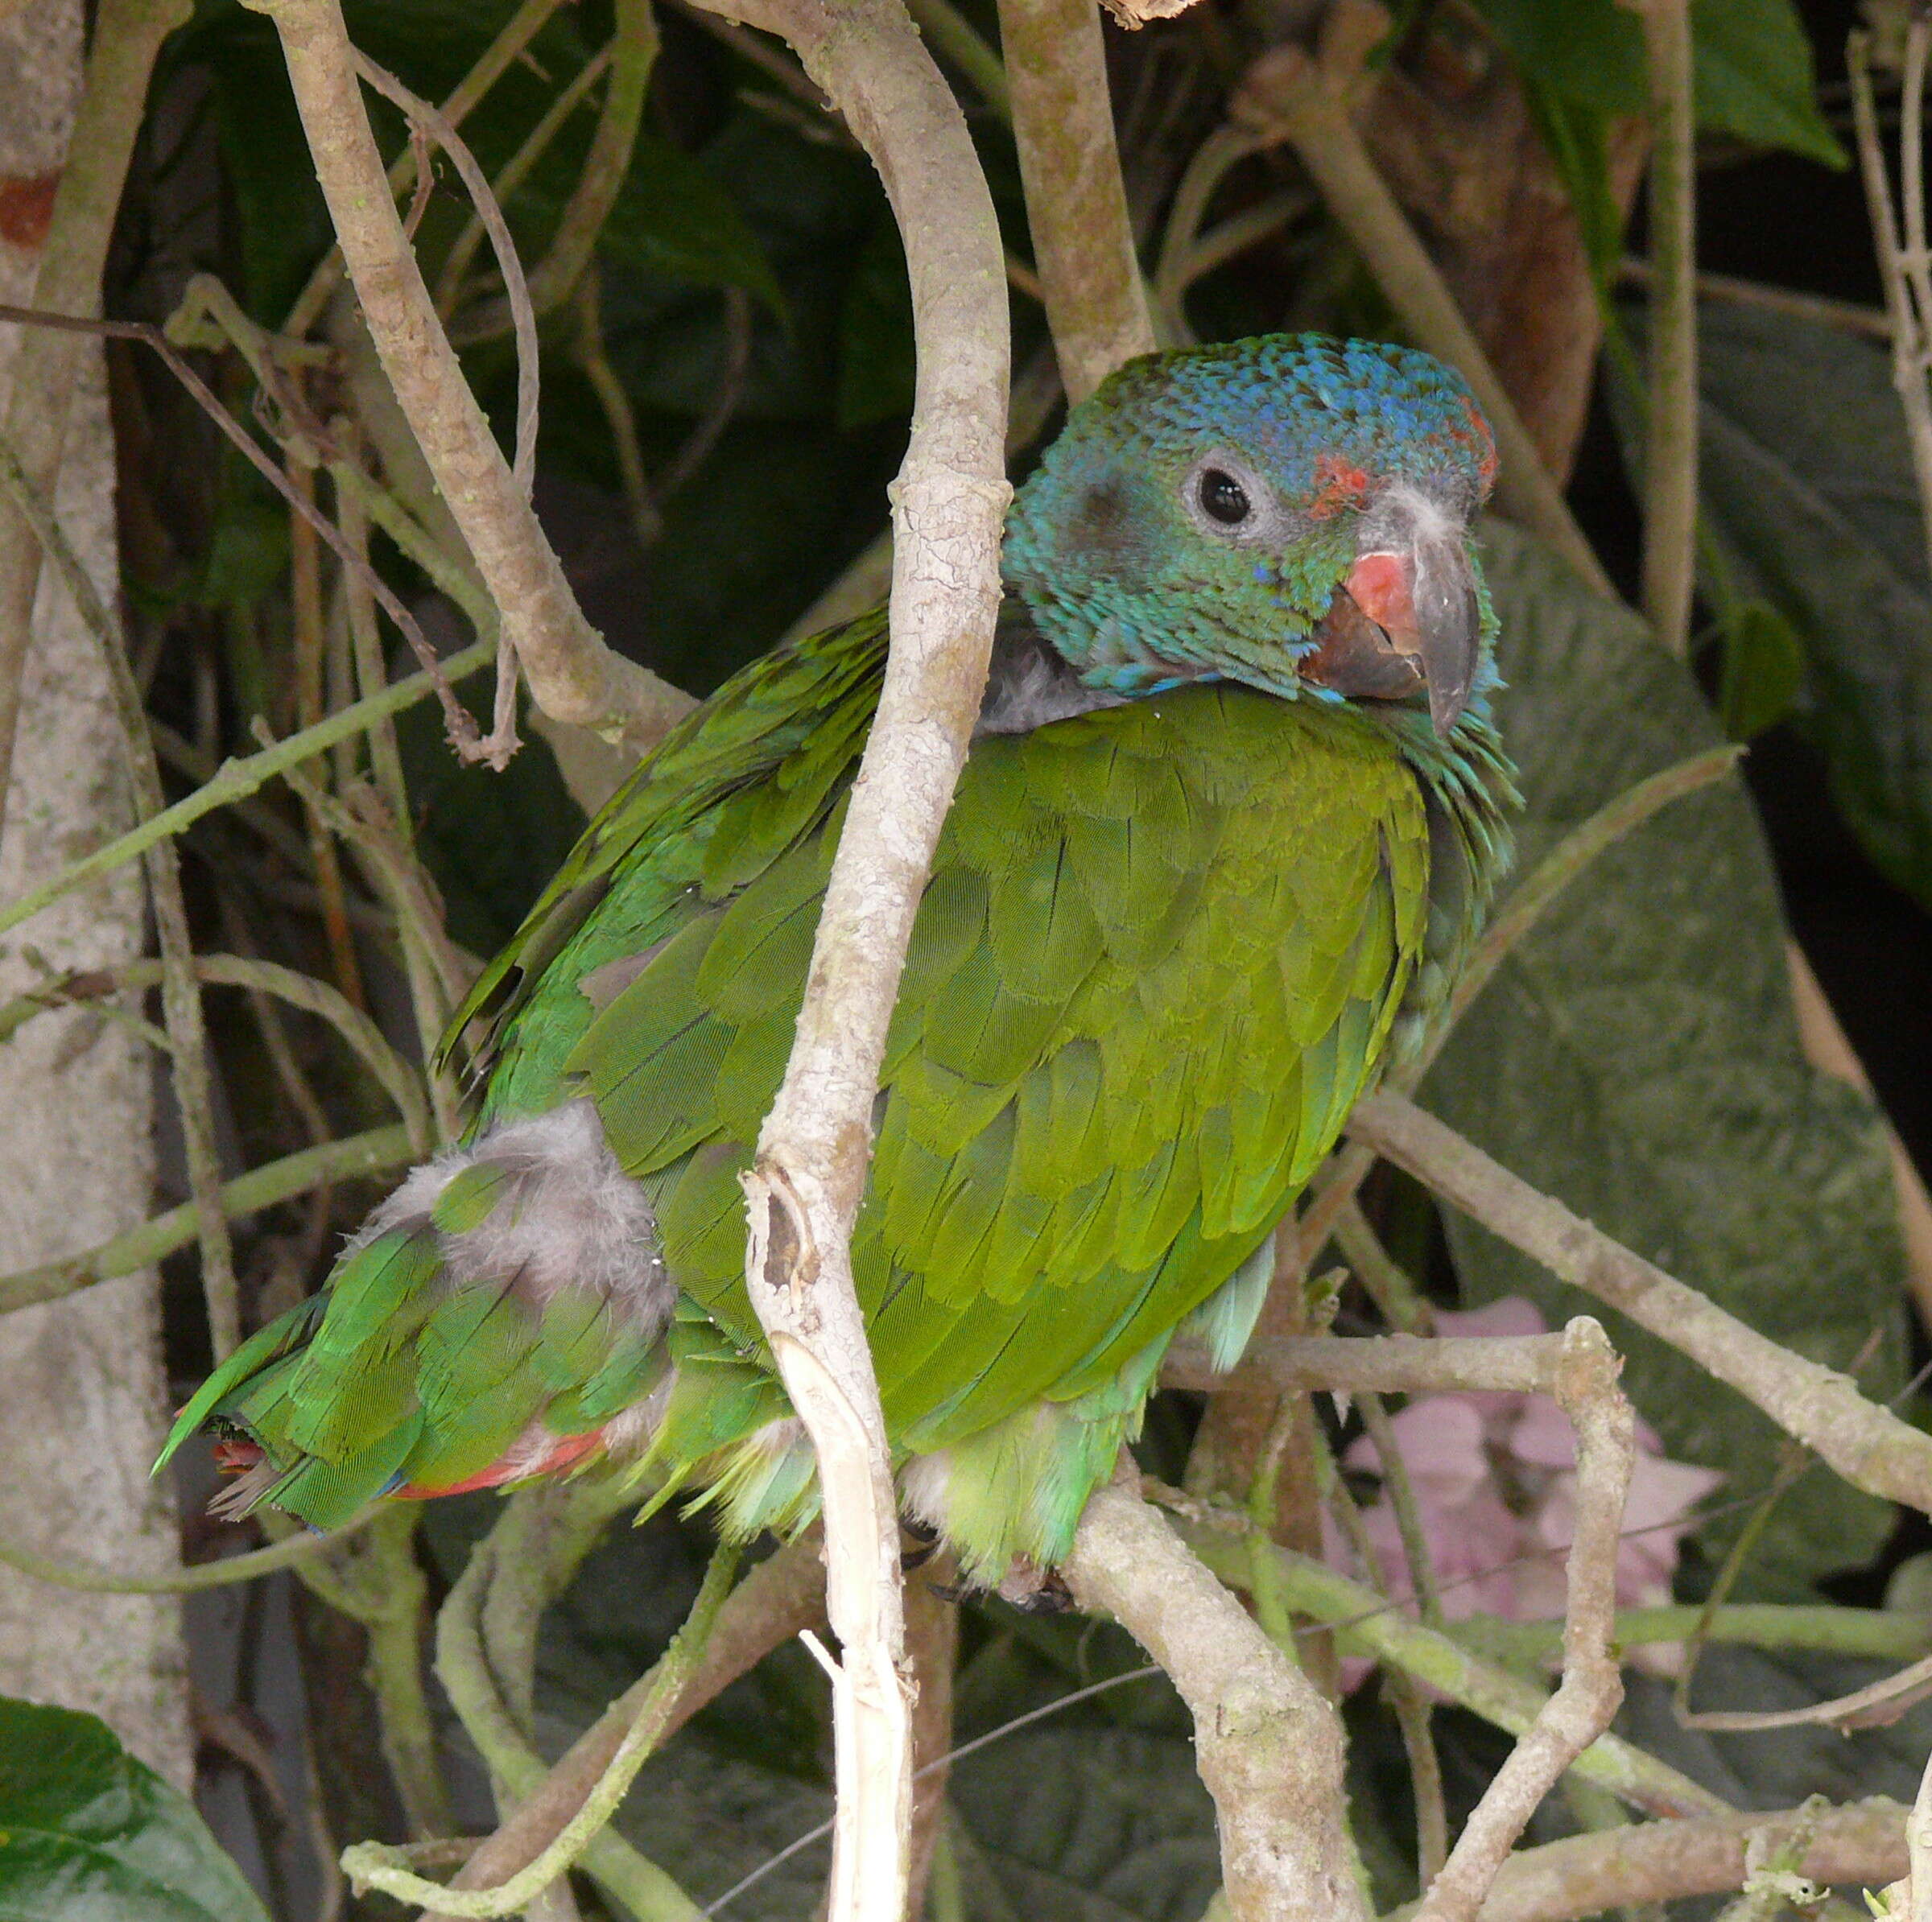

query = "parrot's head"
(1003, 333), (1501, 737)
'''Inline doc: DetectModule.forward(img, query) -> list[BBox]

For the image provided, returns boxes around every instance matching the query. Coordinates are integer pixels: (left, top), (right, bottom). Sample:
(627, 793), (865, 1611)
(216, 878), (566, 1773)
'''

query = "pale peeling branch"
(667, 0), (1010, 1912)
(1348, 1093), (1932, 1517)
(1062, 1477), (1372, 1922)
(242, 0), (694, 758)
(995, 0), (1154, 402)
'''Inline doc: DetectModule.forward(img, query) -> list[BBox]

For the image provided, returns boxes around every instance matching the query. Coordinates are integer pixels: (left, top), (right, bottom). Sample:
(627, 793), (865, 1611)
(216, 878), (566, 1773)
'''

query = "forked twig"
(1412, 1321), (1633, 1922)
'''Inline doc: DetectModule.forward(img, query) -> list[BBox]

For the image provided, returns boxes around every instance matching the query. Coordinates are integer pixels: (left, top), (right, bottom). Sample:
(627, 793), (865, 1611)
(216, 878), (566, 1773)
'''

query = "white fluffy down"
(368, 1099), (671, 1328)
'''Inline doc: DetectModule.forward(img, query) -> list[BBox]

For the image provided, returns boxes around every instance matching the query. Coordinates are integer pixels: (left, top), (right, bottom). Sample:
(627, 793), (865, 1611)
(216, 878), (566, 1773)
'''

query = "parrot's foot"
(995, 1557), (1073, 1614)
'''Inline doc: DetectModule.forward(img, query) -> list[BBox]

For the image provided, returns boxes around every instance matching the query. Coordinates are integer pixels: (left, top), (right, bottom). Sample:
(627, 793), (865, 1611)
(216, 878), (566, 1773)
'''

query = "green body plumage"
(161, 334), (1518, 1583)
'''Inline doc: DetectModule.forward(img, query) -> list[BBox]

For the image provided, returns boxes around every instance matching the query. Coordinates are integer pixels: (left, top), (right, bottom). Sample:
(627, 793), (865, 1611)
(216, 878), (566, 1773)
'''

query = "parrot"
(159, 332), (1518, 1592)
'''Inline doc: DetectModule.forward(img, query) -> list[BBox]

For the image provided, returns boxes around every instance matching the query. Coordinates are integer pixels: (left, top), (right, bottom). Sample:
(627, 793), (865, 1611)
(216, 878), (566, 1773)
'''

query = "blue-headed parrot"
(161, 334), (1518, 1590)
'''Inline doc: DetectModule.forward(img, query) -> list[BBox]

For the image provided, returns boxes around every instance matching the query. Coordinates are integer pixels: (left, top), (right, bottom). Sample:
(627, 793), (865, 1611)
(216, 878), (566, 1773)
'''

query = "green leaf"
(1692, 300), (1932, 913)
(1691, 0), (1846, 167)
(1467, 0), (1645, 116)
(1714, 598), (1806, 740)
(0, 1697), (268, 1922)
(1423, 521), (1907, 1600)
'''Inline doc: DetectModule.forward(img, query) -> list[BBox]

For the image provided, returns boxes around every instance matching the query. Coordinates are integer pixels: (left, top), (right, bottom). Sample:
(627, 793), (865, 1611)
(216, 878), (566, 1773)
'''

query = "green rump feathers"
(160, 335), (1519, 1584)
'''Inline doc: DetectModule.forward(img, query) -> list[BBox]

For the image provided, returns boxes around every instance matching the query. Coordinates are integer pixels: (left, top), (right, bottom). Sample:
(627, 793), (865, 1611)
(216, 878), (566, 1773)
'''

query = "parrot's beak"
(1343, 535), (1480, 737)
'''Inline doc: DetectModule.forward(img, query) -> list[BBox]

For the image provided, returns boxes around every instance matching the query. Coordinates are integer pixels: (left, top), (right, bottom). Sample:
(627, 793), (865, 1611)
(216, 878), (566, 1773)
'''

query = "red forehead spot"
(1456, 396), (1499, 486)
(1308, 454), (1372, 519)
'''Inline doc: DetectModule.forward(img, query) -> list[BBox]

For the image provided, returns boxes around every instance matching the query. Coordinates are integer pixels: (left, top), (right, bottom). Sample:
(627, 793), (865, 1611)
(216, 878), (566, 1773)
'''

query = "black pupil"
(1199, 468), (1250, 526)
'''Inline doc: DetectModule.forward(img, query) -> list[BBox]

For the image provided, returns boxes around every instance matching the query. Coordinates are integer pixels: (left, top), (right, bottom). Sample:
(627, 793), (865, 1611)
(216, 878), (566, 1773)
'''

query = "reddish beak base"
(1345, 551), (1417, 641)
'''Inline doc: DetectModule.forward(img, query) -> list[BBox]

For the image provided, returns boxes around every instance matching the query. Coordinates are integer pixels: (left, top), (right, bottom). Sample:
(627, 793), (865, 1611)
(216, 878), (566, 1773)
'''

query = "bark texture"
(0, 0), (192, 1787)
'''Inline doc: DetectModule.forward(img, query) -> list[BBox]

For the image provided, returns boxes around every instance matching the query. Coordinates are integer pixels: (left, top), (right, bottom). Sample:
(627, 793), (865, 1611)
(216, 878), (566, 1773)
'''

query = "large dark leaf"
(949, 1728), (1219, 1922)
(1694, 300), (1932, 914)
(1423, 522), (1906, 1599)
(0, 1697), (268, 1922)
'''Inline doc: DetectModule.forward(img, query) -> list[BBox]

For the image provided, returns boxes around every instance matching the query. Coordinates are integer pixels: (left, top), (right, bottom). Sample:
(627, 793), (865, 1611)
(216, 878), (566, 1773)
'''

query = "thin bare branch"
(1616, 259), (1893, 343)
(0, 1122), (413, 1314)
(453, 0), (658, 340)
(435, 1532), (824, 1906)
(350, 1546), (741, 1916)
(280, 0), (572, 335)
(347, 50), (539, 495)
(436, 45), (616, 320)
(1162, 1491), (1727, 1821)
(1416, 1798), (1909, 1922)
(0, 295), (490, 759)
(0, 635), (493, 944)
(1853, 24), (1932, 571)
(1635, 0), (1699, 657)
(0, 1513), (378, 1593)
(0, 951), (431, 1156)
(246, 0), (694, 757)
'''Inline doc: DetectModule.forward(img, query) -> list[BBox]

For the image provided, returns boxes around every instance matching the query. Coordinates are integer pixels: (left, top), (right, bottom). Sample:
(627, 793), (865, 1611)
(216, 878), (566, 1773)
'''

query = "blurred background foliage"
(5, 0), (1930, 1915)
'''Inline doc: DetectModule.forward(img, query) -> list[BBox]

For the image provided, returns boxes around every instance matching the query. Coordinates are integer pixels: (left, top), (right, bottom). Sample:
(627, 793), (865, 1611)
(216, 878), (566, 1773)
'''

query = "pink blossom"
(1327, 1297), (1722, 1686)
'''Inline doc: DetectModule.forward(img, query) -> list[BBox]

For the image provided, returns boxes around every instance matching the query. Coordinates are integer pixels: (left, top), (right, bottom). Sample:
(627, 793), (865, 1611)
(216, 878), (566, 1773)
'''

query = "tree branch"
(1163, 1495), (1727, 1821)
(1634, 0), (1698, 658)
(995, 0), (1154, 402)
(0, 1122), (413, 1314)
(433, 1532), (824, 1907)
(452, 0), (658, 341)
(667, 0), (1011, 1912)
(0, 0), (190, 839)
(0, 636), (493, 944)
(1420, 1798), (1909, 1922)
(1062, 1477), (1372, 1922)
(1346, 1093), (1932, 1517)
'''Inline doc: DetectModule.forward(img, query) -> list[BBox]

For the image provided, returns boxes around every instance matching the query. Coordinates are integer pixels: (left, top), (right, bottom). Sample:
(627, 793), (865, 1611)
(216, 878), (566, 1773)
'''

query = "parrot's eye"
(1198, 468), (1251, 526)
